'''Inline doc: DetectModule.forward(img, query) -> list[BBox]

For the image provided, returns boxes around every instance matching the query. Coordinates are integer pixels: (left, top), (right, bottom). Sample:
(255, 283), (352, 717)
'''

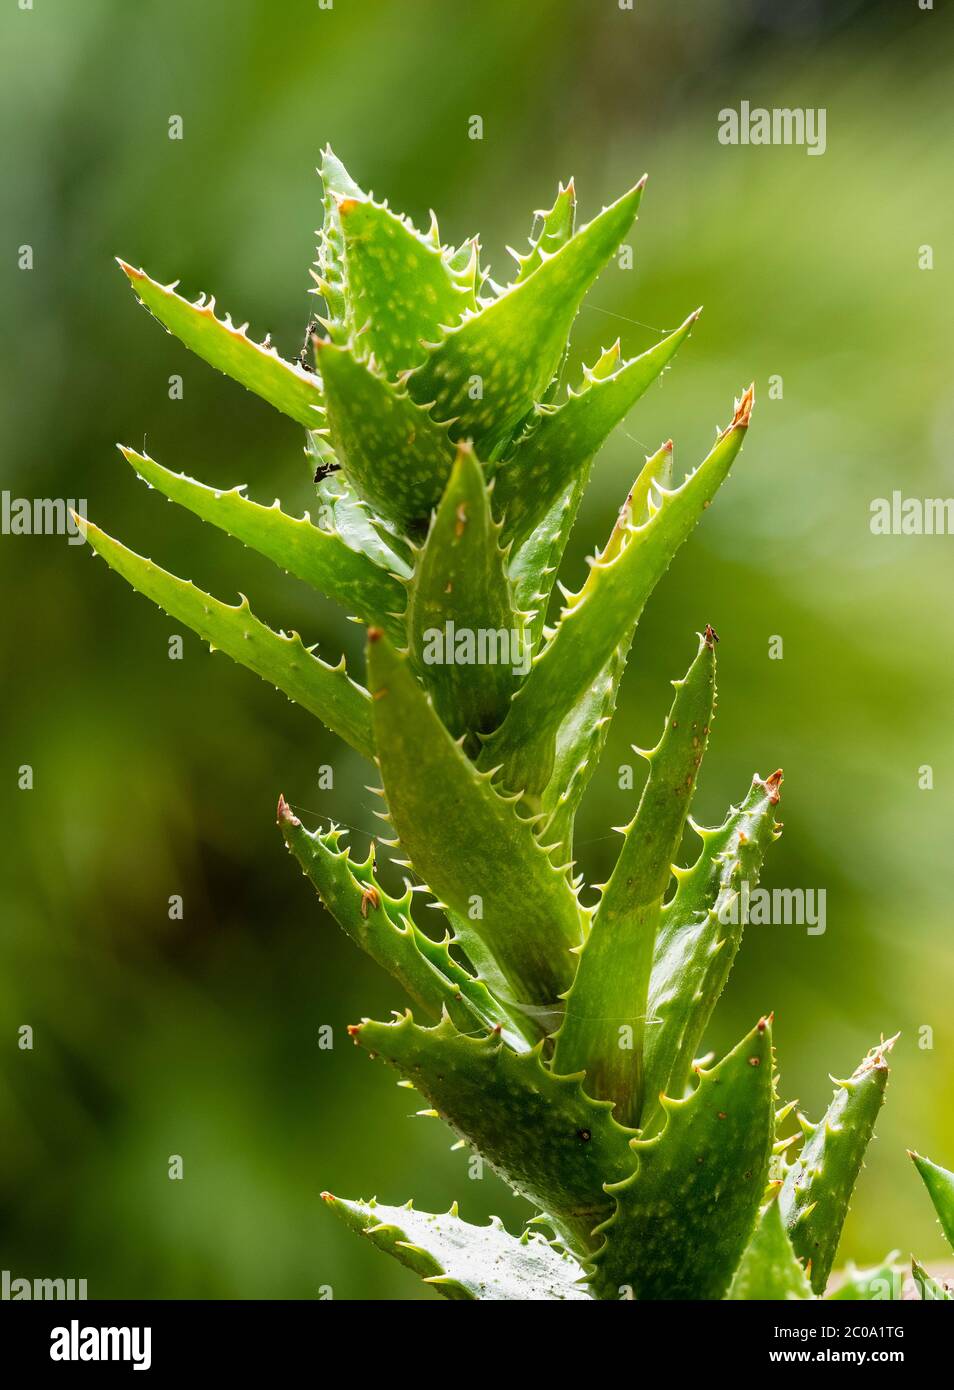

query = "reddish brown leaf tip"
(320, 1191), (336, 1204)
(763, 768), (784, 804)
(730, 383), (755, 430)
(116, 258), (142, 280)
(367, 626), (384, 644)
(276, 793), (300, 828)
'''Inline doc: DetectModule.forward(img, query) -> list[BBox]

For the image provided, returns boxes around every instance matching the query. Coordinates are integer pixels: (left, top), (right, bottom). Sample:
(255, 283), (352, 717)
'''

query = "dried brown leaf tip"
(276, 793), (300, 828)
(726, 383), (755, 432)
(763, 768), (784, 804)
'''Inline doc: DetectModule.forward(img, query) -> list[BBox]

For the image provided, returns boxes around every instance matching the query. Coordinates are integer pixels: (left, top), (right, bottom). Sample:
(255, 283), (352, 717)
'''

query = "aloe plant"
(83, 150), (944, 1300)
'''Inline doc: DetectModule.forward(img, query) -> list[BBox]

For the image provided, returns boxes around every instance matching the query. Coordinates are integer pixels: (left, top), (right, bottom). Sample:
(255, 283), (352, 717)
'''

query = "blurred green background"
(2, 0), (952, 1299)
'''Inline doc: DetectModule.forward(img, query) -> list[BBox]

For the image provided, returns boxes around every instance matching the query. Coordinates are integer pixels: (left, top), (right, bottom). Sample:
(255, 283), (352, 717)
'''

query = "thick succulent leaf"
(510, 469), (590, 657)
(535, 443), (677, 858)
(912, 1256), (953, 1301)
(827, 1255), (903, 1300)
(121, 447), (406, 641)
(367, 632), (582, 1006)
(478, 389), (754, 799)
(910, 1151), (954, 1251)
(641, 770), (783, 1124)
(406, 181), (645, 459)
(495, 314), (699, 552)
(407, 443), (523, 741)
(117, 261), (324, 428)
(553, 630), (717, 1126)
(779, 1039), (895, 1294)
(538, 646), (623, 871)
(322, 1194), (589, 1300)
(349, 1012), (638, 1252)
(277, 802), (529, 1047)
(78, 517), (373, 759)
(589, 1017), (774, 1300)
(727, 1194), (814, 1300)
(625, 434), (677, 527)
(313, 471), (413, 580)
(317, 341), (456, 533)
(336, 195), (474, 377)
(313, 145), (365, 343)
(511, 179), (576, 286)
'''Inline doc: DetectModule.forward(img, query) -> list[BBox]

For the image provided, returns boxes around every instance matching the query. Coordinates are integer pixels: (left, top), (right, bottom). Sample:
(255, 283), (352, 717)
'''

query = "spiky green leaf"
(509, 470), (590, 657)
(407, 443), (523, 741)
(553, 629), (717, 1126)
(511, 179), (576, 286)
(406, 181), (645, 458)
(367, 632), (582, 1006)
(641, 770), (783, 1125)
(120, 447), (406, 640)
(313, 146), (365, 343)
(589, 1018), (774, 1300)
(317, 341), (456, 533)
(727, 1193), (814, 1300)
(534, 443), (677, 857)
(910, 1151), (954, 1252)
(912, 1256), (953, 1301)
(478, 389), (753, 799)
(313, 471), (413, 580)
(536, 664), (618, 874)
(278, 802), (529, 1047)
(349, 1012), (638, 1252)
(494, 315), (698, 552)
(118, 261), (324, 428)
(322, 1194), (589, 1300)
(79, 517), (373, 758)
(779, 1039), (894, 1294)
(336, 195), (474, 377)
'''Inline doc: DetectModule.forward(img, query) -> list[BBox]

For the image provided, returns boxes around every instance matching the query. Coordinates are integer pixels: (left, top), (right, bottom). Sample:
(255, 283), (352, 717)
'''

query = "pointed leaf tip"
(728, 384), (755, 431)
(763, 768), (783, 803)
(910, 1150), (954, 1252)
